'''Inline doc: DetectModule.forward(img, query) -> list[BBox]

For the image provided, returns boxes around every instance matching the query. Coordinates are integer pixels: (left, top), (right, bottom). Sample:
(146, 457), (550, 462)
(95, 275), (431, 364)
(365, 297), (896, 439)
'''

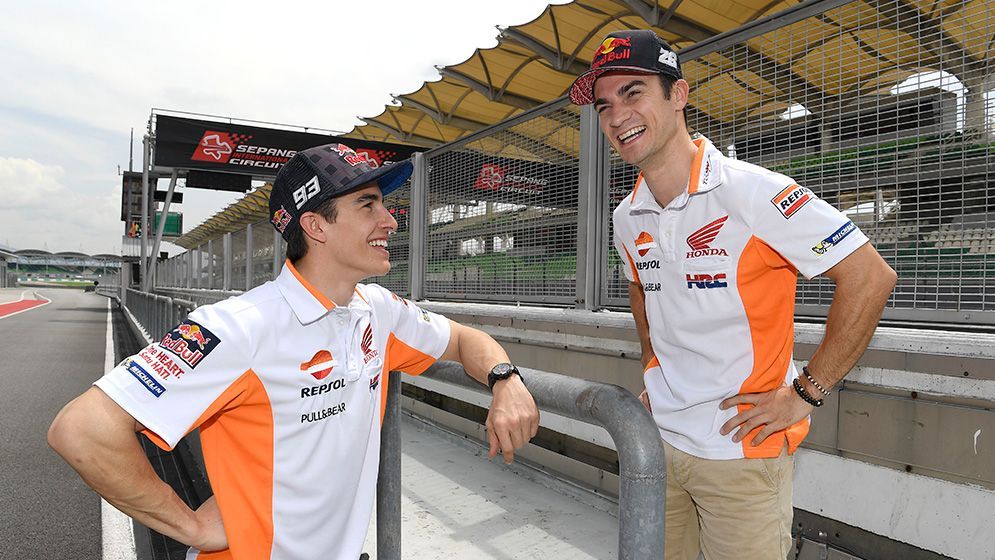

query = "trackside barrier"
(125, 288), (196, 341)
(376, 361), (667, 560)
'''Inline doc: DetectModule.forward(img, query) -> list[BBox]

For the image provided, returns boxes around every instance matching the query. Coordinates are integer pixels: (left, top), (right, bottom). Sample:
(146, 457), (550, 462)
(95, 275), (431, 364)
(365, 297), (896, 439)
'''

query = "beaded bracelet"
(803, 366), (832, 397)
(792, 377), (824, 407)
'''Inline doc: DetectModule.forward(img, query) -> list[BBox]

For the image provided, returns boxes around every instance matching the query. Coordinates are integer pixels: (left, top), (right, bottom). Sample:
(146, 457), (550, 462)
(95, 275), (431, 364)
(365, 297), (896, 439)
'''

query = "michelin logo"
(127, 360), (166, 398)
(812, 221), (857, 256)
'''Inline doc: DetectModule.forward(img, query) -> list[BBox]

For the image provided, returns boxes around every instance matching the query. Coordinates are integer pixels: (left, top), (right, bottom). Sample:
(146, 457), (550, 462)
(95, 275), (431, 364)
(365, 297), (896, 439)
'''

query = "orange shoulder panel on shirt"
(385, 332), (437, 376)
(736, 236), (809, 458)
(381, 333), (440, 422)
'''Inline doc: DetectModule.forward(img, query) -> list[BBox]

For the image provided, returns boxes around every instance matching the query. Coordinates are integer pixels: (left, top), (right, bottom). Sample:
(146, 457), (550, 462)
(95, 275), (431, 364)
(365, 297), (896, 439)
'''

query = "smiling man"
(570, 30), (896, 559)
(48, 143), (540, 560)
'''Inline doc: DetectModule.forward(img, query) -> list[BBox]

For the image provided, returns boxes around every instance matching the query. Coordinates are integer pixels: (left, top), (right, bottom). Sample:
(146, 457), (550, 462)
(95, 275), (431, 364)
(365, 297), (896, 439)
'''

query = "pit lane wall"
(146, 285), (993, 560)
(413, 301), (995, 560)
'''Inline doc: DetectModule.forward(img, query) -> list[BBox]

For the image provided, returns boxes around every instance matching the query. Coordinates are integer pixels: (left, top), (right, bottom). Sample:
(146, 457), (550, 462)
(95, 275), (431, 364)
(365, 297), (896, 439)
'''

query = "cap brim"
(569, 67), (663, 105)
(341, 159), (414, 197)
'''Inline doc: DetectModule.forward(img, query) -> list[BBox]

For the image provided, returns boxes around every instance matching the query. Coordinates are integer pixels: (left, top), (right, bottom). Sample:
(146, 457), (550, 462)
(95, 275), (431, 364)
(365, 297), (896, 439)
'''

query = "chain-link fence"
(151, 0), (994, 325)
(422, 103), (582, 304)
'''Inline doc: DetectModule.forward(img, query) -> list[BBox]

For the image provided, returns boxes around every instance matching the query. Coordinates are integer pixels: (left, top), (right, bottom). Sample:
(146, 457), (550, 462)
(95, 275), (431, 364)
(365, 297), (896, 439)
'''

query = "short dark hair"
(659, 74), (689, 124)
(286, 197), (338, 262)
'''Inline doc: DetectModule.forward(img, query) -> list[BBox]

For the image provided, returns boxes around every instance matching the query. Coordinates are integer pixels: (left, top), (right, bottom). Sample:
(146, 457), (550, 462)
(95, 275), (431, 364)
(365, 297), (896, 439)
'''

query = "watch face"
(492, 363), (514, 377)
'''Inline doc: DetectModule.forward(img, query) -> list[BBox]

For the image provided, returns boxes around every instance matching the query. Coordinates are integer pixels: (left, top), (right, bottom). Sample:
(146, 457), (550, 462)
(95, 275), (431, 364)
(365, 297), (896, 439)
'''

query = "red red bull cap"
(569, 29), (682, 105)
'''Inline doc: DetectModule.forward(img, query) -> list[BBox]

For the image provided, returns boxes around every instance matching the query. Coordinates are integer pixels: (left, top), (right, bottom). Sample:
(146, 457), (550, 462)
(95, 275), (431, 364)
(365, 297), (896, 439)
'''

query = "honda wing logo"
(687, 215), (729, 250)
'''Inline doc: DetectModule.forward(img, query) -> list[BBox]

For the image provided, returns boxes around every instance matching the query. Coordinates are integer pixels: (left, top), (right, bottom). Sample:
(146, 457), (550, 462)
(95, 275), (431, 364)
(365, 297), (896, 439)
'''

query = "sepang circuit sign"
(154, 115), (418, 185)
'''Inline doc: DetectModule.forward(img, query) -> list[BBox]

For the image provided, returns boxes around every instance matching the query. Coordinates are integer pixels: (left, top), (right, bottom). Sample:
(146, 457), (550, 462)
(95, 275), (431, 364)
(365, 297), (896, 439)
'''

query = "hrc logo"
(686, 273), (728, 289)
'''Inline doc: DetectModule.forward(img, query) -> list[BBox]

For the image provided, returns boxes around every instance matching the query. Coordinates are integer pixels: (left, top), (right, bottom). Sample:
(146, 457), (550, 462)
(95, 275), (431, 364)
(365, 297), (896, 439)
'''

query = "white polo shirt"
(613, 137), (868, 460)
(95, 261), (451, 559)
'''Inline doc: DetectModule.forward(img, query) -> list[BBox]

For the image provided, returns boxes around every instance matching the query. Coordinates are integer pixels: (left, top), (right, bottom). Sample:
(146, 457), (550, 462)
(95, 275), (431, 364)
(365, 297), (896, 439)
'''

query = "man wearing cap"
(49, 143), (540, 560)
(570, 30), (896, 559)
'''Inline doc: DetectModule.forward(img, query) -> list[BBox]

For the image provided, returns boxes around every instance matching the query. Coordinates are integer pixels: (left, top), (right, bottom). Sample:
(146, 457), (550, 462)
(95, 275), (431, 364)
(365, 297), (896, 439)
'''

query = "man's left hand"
(486, 376), (540, 464)
(719, 385), (812, 446)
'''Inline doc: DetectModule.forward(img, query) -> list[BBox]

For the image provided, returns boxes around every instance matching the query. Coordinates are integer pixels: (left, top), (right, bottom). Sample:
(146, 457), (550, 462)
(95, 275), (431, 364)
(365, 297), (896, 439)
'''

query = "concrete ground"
(364, 416), (619, 560)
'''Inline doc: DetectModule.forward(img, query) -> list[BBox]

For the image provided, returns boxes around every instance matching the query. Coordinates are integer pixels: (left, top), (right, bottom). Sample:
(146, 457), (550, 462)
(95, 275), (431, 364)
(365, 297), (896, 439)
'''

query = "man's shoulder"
(718, 157), (795, 192)
(188, 282), (284, 338)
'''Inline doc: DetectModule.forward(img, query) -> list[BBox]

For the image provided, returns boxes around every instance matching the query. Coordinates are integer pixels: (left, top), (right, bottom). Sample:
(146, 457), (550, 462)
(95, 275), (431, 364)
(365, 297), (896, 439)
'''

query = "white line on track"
(102, 297), (138, 560)
(0, 290), (52, 320)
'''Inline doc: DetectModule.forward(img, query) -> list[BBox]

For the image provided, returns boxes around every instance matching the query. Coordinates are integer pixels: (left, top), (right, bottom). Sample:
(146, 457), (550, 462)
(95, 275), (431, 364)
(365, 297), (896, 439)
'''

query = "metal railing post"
(223, 232), (232, 292)
(410, 152), (427, 300)
(577, 104), (608, 310)
(376, 371), (403, 560)
(420, 363), (666, 559)
(245, 223), (253, 291)
(207, 240), (215, 290)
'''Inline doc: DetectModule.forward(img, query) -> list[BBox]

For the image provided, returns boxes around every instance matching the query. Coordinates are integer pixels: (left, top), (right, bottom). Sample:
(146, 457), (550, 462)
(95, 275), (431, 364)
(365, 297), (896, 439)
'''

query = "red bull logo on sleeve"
(159, 320), (221, 369)
(592, 36), (632, 68)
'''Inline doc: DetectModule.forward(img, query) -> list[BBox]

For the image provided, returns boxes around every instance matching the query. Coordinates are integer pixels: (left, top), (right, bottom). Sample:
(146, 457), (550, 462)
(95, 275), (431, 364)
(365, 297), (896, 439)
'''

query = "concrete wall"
(416, 301), (995, 560)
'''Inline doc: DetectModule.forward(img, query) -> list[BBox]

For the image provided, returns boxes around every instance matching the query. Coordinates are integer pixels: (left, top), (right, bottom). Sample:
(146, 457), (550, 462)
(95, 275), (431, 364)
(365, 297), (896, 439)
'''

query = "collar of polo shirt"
(277, 260), (372, 324)
(629, 137), (724, 213)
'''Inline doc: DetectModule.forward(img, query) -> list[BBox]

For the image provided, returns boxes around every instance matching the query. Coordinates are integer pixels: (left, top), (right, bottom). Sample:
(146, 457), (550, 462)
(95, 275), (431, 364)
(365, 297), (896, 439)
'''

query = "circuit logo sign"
(190, 129), (297, 170)
(473, 164), (546, 195)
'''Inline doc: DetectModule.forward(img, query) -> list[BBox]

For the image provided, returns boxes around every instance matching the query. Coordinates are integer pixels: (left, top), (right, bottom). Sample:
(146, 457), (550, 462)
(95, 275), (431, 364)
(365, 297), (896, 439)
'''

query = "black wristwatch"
(487, 363), (522, 391)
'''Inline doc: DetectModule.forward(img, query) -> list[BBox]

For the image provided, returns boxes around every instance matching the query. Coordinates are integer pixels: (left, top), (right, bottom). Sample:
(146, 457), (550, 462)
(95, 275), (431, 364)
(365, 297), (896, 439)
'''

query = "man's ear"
(299, 212), (327, 244)
(673, 79), (690, 110)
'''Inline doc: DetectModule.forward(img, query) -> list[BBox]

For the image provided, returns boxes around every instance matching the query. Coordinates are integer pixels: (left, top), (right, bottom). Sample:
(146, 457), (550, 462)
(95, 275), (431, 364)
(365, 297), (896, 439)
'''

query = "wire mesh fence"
(422, 103), (582, 304)
(151, 0), (994, 323)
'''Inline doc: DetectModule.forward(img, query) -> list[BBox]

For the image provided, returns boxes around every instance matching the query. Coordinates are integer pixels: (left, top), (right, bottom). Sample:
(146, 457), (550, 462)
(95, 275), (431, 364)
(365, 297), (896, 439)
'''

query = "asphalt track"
(0, 288), (105, 559)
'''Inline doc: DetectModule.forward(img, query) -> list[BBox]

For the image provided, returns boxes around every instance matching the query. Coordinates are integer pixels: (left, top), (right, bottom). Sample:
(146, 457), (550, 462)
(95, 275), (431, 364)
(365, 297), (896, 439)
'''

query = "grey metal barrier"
(125, 288), (197, 341)
(376, 361), (667, 560)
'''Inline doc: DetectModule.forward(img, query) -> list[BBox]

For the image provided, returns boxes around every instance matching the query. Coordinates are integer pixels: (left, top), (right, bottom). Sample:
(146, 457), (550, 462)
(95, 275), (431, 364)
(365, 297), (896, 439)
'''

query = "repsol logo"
(686, 273), (728, 289)
(635, 260), (660, 270)
(301, 378), (347, 398)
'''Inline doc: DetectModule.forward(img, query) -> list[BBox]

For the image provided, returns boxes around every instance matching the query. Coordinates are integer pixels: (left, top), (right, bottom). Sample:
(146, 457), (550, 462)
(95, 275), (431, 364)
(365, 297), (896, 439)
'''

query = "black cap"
(269, 143), (413, 240)
(569, 30), (682, 105)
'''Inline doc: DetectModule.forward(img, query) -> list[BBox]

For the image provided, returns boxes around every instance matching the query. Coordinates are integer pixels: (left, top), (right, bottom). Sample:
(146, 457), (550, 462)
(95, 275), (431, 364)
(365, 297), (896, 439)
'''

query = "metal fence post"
(207, 240), (215, 290)
(245, 223), (253, 291)
(410, 152), (427, 301)
(577, 104), (608, 310)
(376, 371), (402, 560)
(223, 232), (232, 292)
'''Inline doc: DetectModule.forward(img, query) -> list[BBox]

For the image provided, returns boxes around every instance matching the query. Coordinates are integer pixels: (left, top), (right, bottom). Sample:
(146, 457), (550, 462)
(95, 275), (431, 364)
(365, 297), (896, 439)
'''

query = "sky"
(0, 0), (565, 256)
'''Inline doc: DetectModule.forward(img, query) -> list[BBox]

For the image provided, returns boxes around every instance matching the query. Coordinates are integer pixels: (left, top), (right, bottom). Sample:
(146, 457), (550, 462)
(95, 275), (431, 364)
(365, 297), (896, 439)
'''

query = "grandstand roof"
(172, 0), (994, 249)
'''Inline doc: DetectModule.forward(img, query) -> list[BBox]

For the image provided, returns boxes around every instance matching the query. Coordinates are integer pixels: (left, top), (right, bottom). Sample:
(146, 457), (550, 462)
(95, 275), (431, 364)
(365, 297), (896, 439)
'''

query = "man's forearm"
(628, 282), (654, 368)
(49, 390), (201, 545)
(806, 251), (896, 389)
(446, 321), (511, 385)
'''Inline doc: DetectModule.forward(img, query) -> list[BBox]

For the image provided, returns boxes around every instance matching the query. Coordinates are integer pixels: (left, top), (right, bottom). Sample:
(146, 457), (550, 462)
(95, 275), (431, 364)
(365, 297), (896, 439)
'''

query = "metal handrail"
(376, 361), (667, 560)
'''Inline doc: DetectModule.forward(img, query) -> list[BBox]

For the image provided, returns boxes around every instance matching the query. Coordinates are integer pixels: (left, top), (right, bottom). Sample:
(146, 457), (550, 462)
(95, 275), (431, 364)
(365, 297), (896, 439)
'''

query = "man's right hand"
(188, 496), (228, 552)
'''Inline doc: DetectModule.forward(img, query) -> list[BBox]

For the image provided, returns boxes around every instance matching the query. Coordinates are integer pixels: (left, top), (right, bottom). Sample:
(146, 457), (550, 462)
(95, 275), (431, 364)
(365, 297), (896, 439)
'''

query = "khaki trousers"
(663, 441), (794, 560)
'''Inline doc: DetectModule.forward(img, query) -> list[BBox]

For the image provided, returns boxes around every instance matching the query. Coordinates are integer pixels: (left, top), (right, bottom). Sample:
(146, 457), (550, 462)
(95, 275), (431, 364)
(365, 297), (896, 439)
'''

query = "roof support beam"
(439, 67), (542, 111)
(619, 0), (713, 42)
(396, 95), (575, 162)
(394, 95), (486, 132)
(864, 0), (980, 68)
(359, 119), (443, 148)
(500, 28), (589, 74)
